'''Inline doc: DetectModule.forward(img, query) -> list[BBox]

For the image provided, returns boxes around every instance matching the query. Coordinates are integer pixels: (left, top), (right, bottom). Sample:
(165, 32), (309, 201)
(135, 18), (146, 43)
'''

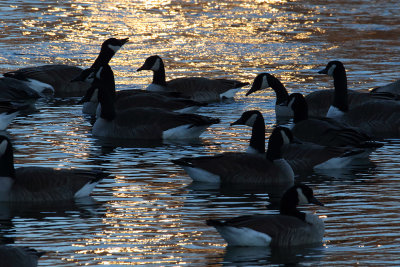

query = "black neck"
(279, 188), (306, 221)
(97, 65), (116, 121)
(266, 130), (282, 161)
(0, 143), (15, 178)
(292, 98), (309, 123)
(332, 66), (348, 112)
(249, 114), (266, 154)
(280, 206), (306, 221)
(269, 75), (290, 105)
(91, 48), (116, 70)
(152, 60), (167, 86)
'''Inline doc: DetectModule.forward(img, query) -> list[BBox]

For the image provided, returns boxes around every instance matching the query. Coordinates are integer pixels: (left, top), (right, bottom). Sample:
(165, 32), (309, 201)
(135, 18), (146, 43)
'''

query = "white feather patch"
(327, 64), (336, 77)
(220, 87), (241, 99)
(108, 44), (121, 53)
(261, 74), (270, 89)
(26, 79), (54, 96)
(297, 187), (308, 205)
(0, 139), (9, 156)
(245, 113), (258, 127)
(0, 111), (19, 130)
(151, 58), (161, 71)
(162, 124), (208, 140)
(215, 226), (272, 246)
(74, 180), (100, 198)
(275, 104), (293, 118)
(326, 105), (345, 119)
(180, 166), (221, 183)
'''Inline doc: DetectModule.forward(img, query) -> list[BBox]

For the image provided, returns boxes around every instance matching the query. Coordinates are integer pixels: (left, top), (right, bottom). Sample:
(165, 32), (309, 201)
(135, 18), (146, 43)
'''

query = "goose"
(0, 245), (44, 267)
(288, 93), (383, 149)
(318, 60), (400, 138)
(0, 76), (42, 102)
(136, 55), (249, 103)
(206, 183), (324, 247)
(370, 78), (400, 96)
(0, 135), (107, 202)
(79, 85), (206, 116)
(172, 126), (294, 184)
(78, 64), (219, 140)
(246, 72), (399, 118)
(3, 37), (128, 97)
(232, 110), (367, 172)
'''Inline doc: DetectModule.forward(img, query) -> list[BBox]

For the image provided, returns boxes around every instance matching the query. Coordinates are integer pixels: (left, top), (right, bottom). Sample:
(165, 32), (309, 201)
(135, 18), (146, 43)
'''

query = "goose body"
(0, 101), (30, 130)
(80, 65), (219, 140)
(0, 136), (107, 202)
(80, 87), (206, 116)
(318, 61), (400, 138)
(207, 184), (324, 247)
(137, 55), (249, 103)
(232, 110), (367, 172)
(288, 93), (383, 149)
(4, 37), (128, 98)
(172, 126), (294, 184)
(0, 77), (42, 102)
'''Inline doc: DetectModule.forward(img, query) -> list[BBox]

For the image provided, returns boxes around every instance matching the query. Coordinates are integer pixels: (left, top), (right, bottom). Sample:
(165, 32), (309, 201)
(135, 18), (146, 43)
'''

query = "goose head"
(230, 110), (263, 127)
(280, 183), (324, 219)
(137, 55), (164, 72)
(288, 93), (308, 122)
(246, 73), (275, 96)
(101, 37), (129, 54)
(318, 60), (345, 77)
(266, 126), (293, 161)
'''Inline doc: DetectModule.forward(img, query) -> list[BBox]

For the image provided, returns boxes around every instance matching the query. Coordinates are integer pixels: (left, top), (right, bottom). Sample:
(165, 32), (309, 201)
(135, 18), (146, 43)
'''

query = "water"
(1, 0), (400, 265)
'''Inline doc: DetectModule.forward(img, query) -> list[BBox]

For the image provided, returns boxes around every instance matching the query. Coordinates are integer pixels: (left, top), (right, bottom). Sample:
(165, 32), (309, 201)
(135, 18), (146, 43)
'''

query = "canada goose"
(206, 183), (324, 247)
(137, 55), (249, 102)
(0, 245), (44, 267)
(172, 126), (294, 184)
(79, 86), (206, 116)
(0, 135), (107, 202)
(232, 110), (367, 172)
(246, 73), (399, 118)
(79, 64), (219, 140)
(0, 76), (42, 102)
(3, 37), (128, 97)
(288, 93), (383, 149)
(370, 78), (400, 96)
(319, 61), (400, 138)
(0, 101), (30, 130)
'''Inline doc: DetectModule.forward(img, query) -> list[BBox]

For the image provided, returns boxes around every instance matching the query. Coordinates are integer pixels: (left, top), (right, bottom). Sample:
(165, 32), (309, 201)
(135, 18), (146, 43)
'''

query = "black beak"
(318, 68), (328, 74)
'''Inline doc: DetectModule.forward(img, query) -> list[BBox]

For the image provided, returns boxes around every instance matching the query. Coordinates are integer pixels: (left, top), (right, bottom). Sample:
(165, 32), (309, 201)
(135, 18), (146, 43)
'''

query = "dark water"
(1, 0), (400, 266)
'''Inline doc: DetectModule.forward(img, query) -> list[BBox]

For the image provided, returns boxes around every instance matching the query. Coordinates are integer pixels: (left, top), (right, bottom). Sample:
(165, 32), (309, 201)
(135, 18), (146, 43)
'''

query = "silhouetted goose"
(288, 93), (383, 149)
(0, 245), (44, 267)
(137, 55), (249, 102)
(80, 65), (219, 140)
(0, 76), (42, 102)
(172, 126), (294, 184)
(0, 135), (107, 202)
(319, 61), (400, 138)
(3, 37), (128, 97)
(371, 78), (400, 96)
(79, 86), (206, 116)
(0, 101), (31, 130)
(206, 184), (324, 247)
(232, 110), (367, 172)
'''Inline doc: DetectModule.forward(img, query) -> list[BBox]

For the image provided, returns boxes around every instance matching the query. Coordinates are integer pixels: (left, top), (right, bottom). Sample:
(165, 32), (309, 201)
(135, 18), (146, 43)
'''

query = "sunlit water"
(1, 0), (400, 266)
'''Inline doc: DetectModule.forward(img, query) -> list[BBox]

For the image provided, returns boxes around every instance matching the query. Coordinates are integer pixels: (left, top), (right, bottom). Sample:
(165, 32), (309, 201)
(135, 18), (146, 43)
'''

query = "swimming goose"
(370, 78), (400, 96)
(232, 110), (367, 172)
(319, 61), (400, 138)
(0, 135), (107, 202)
(137, 55), (249, 102)
(206, 183), (324, 247)
(81, 65), (219, 140)
(172, 126), (294, 184)
(3, 37), (129, 97)
(0, 76), (42, 102)
(288, 93), (383, 149)
(0, 245), (44, 267)
(246, 73), (399, 118)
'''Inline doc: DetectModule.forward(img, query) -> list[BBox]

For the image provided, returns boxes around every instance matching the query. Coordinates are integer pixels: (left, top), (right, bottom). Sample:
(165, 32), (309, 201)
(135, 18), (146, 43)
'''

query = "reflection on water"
(1, 0), (400, 266)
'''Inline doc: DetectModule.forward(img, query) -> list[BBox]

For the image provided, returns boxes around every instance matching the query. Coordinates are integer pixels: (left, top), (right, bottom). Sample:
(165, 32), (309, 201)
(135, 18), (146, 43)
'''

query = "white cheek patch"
(261, 75), (270, 89)
(151, 58), (161, 71)
(245, 114), (258, 127)
(108, 44), (121, 53)
(96, 67), (103, 79)
(288, 96), (296, 110)
(297, 188), (309, 205)
(327, 64), (336, 76)
(0, 140), (8, 156)
(280, 130), (291, 145)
